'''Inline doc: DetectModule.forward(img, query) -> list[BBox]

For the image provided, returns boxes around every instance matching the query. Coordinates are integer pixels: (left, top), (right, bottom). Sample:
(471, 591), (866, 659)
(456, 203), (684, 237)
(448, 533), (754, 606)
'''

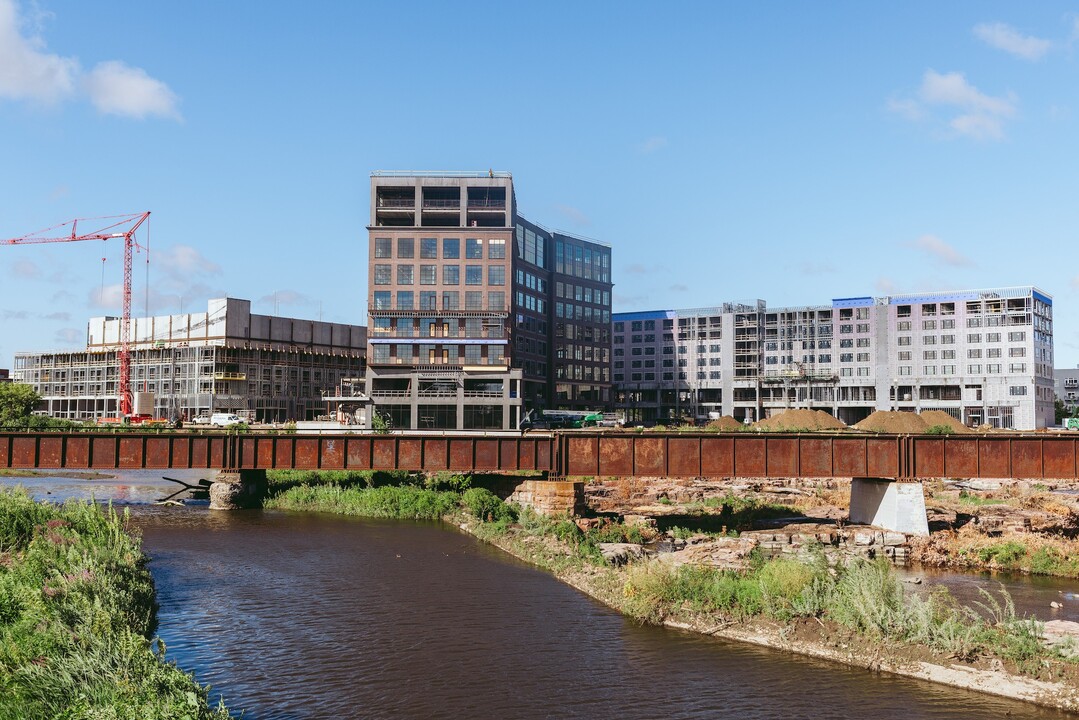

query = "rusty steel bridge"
(3, 430), (1079, 481)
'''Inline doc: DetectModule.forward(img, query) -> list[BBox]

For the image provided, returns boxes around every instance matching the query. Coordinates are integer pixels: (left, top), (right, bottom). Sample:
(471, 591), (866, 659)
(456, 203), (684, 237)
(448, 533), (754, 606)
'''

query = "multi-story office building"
(366, 172), (612, 430)
(614, 286), (1054, 430)
(14, 298), (366, 422)
(1055, 367), (1079, 419)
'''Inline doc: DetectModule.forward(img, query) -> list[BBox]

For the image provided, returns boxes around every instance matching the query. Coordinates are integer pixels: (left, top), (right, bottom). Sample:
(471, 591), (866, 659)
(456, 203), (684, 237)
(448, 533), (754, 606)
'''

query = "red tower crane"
(3, 212), (151, 417)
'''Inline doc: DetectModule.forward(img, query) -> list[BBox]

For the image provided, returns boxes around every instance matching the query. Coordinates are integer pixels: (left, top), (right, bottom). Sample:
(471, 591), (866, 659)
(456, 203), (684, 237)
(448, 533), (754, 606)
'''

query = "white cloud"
(974, 22), (1051, 61)
(256, 290), (314, 309)
(54, 328), (82, 345)
(624, 263), (650, 275)
(554, 204), (591, 227)
(84, 60), (180, 120)
(889, 70), (1016, 141)
(8, 258), (41, 278)
(637, 136), (668, 154)
(156, 245), (221, 277)
(0, 0), (179, 119)
(1071, 274), (1079, 291)
(908, 234), (973, 267)
(669, 283), (688, 292)
(0, 0), (78, 104)
(875, 277), (898, 294)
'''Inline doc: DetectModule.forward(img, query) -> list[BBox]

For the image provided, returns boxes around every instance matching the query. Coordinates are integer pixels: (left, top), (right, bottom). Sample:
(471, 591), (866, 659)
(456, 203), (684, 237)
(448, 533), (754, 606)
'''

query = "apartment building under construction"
(614, 286), (1055, 430)
(13, 298), (366, 422)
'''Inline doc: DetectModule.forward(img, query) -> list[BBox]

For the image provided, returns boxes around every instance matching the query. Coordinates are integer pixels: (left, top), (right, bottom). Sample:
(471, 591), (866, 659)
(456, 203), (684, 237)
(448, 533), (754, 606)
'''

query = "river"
(5, 472), (1077, 719)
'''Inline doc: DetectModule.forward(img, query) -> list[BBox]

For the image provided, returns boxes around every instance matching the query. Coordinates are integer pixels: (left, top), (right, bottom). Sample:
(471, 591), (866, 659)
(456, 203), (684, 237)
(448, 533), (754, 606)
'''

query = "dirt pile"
(854, 411), (929, 433)
(752, 409), (846, 432)
(706, 415), (745, 431)
(919, 410), (971, 434)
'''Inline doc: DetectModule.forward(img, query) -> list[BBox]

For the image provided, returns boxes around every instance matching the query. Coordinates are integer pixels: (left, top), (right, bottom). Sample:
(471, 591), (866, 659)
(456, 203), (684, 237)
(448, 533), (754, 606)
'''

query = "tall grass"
(265, 483), (460, 520)
(0, 488), (229, 719)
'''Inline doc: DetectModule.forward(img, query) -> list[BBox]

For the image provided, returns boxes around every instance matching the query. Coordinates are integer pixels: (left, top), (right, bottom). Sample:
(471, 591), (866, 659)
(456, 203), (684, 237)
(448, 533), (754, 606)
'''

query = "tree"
(1058, 398), (1075, 425)
(0, 383), (41, 426)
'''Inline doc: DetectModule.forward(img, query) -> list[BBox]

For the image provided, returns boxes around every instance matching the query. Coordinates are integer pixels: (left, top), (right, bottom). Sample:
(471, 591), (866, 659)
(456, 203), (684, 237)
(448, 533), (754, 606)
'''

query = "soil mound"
(854, 410), (929, 434)
(919, 410), (971, 434)
(706, 415), (745, 431)
(752, 409), (846, 432)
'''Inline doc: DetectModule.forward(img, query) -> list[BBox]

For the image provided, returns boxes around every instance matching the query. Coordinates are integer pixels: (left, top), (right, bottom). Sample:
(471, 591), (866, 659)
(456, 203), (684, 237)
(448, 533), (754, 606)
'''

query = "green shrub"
(460, 488), (516, 523)
(758, 558), (816, 619)
(425, 472), (472, 492)
(978, 541), (1027, 569)
(926, 424), (954, 435)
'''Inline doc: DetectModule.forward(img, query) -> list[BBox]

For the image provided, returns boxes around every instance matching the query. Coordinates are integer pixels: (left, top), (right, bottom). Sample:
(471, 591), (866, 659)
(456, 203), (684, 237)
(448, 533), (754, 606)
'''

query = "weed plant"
(0, 488), (229, 719)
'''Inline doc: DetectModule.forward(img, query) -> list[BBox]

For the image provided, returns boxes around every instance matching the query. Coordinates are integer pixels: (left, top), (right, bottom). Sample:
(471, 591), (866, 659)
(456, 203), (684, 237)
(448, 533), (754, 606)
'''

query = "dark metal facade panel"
(668, 437), (702, 477)
(65, 436), (91, 468)
(118, 438), (144, 469)
(700, 437), (735, 476)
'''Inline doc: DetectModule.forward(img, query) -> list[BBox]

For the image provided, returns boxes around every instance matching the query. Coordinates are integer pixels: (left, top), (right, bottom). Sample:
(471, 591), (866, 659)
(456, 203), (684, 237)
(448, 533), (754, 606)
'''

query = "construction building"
(13, 298), (366, 422)
(367, 171), (612, 430)
(1055, 366), (1079, 419)
(614, 286), (1055, 430)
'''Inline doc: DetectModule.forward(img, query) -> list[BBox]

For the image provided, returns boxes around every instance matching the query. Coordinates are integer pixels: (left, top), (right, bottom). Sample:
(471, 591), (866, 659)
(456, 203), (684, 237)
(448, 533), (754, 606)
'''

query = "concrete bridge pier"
(848, 478), (929, 537)
(209, 469), (268, 510)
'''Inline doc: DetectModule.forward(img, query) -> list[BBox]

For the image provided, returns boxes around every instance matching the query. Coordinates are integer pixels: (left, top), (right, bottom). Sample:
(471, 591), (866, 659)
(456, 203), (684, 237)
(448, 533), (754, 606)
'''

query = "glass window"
(420, 291), (437, 310)
(397, 264), (414, 285)
(420, 265), (437, 285)
(488, 265), (505, 286)
(465, 291), (483, 310)
(442, 238), (460, 259)
(373, 291), (391, 310)
(397, 238), (414, 258)
(488, 239), (506, 259)
(374, 238), (392, 258)
(465, 265), (483, 285)
(442, 291), (459, 310)
(396, 291), (414, 310)
(488, 291), (505, 311)
(373, 264), (391, 285)
(443, 265), (459, 285)
(466, 238), (483, 259)
(421, 238), (438, 259)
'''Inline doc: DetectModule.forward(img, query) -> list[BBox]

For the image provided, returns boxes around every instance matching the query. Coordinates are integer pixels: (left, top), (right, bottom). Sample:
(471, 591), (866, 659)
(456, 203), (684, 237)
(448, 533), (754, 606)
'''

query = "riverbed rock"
(658, 536), (759, 571)
(598, 543), (645, 566)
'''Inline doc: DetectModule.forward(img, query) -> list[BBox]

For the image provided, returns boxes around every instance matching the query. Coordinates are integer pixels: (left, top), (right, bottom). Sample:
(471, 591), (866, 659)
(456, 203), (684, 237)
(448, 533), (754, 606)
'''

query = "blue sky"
(2, 1), (1079, 368)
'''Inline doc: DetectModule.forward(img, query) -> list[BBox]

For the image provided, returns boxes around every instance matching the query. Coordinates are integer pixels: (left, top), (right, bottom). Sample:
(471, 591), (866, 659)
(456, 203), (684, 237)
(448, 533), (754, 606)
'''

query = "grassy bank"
(0, 488), (229, 719)
(912, 527), (1079, 578)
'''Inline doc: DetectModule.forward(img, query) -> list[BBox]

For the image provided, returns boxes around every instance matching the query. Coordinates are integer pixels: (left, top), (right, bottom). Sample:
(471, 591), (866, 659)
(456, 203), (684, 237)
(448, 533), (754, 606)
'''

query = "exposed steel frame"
(2, 431), (1079, 481)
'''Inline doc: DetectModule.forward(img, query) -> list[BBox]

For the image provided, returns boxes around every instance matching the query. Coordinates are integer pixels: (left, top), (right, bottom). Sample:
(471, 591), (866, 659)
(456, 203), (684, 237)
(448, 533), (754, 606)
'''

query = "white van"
(210, 413), (243, 427)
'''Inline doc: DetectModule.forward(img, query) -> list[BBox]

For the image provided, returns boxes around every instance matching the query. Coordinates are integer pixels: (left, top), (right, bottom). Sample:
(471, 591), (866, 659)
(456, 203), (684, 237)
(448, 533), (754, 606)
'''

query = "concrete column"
(209, 469), (267, 510)
(849, 478), (929, 536)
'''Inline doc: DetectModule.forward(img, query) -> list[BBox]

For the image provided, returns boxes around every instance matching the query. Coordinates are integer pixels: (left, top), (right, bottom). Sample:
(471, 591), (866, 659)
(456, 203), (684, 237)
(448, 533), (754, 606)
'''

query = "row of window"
(373, 264), (505, 287)
(555, 302), (611, 324)
(371, 291), (505, 312)
(370, 344), (506, 365)
(556, 281), (611, 307)
(896, 364), (1029, 376)
(374, 237), (505, 260)
(370, 317), (504, 339)
(555, 240), (611, 282)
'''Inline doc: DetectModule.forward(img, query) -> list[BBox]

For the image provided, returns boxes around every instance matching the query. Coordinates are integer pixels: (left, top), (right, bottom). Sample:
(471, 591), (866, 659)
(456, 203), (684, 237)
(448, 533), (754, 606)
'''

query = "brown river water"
(7, 472), (1079, 719)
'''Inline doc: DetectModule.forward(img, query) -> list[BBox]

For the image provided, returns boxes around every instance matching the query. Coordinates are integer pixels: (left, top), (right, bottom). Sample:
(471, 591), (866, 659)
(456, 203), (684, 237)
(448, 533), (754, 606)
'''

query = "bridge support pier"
(210, 469), (267, 510)
(849, 478), (929, 537)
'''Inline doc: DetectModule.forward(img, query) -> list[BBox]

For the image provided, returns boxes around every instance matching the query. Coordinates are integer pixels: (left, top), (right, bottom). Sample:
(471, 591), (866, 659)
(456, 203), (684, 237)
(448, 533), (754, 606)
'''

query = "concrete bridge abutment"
(848, 478), (929, 537)
(209, 469), (268, 510)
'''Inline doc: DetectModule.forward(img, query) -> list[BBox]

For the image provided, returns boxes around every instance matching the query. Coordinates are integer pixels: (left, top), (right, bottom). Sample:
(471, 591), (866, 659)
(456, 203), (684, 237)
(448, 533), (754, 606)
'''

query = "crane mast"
(3, 212), (151, 417)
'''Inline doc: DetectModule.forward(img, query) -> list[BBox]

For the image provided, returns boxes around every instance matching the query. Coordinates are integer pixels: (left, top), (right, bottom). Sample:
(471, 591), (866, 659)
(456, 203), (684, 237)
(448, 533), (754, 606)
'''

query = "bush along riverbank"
(0, 488), (230, 720)
(264, 470), (1079, 711)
